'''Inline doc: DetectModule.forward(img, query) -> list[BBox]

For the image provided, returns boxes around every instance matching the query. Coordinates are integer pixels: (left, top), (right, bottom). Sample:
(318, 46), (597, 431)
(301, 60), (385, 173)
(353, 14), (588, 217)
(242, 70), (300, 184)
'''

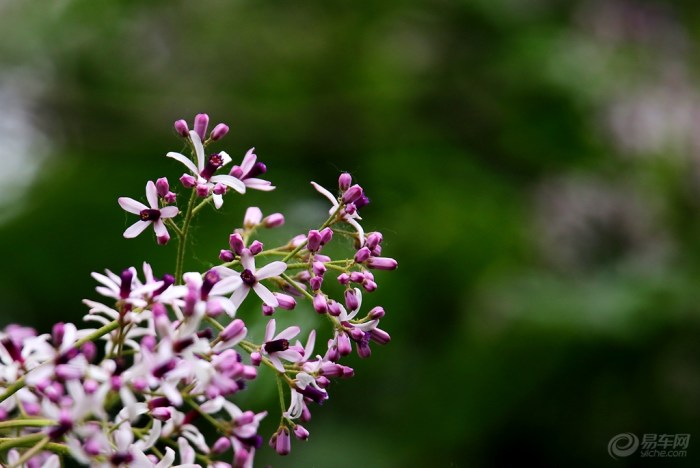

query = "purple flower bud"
(156, 177), (170, 198)
(338, 172), (352, 191)
(312, 261), (326, 276)
(119, 269), (133, 300)
(196, 183), (209, 198)
(342, 184), (363, 204)
(310, 276), (323, 291)
(141, 335), (157, 352)
(313, 293), (328, 313)
(357, 333), (372, 358)
(84, 438), (102, 456)
(348, 328), (364, 342)
(319, 362), (344, 377)
(344, 203), (357, 216)
(307, 230), (322, 252)
(363, 280), (378, 292)
(219, 249), (235, 262)
(355, 194), (370, 210)
(83, 379), (98, 394)
(345, 289), (359, 311)
(213, 182), (226, 195)
(275, 427), (291, 455)
(152, 407), (172, 421)
(337, 273), (350, 285)
(212, 436), (232, 454)
(220, 319), (246, 342)
(180, 174), (196, 188)
(293, 424), (310, 441)
(81, 341), (97, 362)
(194, 113), (209, 140)
(164, 191), (177, 204)
(320, 227), (333, 244)
(251, 352), (262, 366)
(51, 322), (65, 348)
(157, 232), (170, 245)
(327, 300), (342, 317)
(262, 213), (285, 228)
(349, 272), (364, 283)
(366, 257), (398, 270)
(369, 306), (385, 319)
(249, 240), (264, 255)
(174, 119), (189, 137)
(229, 233), (245, 255)
(210, 123), (229, 141)
(316, 376), (330, 388)
(274, 293), (296, 310)
(354, 247), (371, 263)
(366, 232), (383, 250)
(262, 304), (275, 316)
(337, 333), (352, 356)
(370, 327), (391, 345)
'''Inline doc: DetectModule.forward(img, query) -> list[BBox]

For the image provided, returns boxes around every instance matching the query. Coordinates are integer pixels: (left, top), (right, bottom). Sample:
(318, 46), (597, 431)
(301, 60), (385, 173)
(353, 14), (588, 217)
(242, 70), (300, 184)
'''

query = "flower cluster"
(0, 113), (397, 467)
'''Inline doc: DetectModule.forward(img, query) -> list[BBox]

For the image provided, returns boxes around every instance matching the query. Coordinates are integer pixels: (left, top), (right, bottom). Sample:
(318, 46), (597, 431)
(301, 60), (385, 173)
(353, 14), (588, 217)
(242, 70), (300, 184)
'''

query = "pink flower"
(118, 181), (179, 244)
(261, 319), (303, 373)
(229, 148), (275, 191)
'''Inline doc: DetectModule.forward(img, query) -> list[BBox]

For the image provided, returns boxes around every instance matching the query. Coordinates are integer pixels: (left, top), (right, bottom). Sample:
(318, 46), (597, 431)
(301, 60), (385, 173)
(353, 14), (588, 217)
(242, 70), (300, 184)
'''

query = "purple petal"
(240, 148), (256, 174)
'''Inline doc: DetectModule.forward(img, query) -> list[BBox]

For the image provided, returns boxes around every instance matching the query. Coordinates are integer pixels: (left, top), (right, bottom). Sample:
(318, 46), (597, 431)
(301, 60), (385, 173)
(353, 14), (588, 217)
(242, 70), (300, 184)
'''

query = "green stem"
(280, 273), (314, 301)
(281, 204), (343, 263)
(276, 375), (287, 420)
(8, 436), (49, 468)
(0, 419), (56, 431)
(175, 189), (199, 284)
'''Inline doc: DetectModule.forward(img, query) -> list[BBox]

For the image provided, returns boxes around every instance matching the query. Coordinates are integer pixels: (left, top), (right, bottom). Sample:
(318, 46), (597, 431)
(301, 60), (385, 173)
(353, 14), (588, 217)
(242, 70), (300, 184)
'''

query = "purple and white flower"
(229, 148), (275, 192)
(119, 181), (179, 244)
(216, 249), (287, 309)
(167, 130), (246, 208)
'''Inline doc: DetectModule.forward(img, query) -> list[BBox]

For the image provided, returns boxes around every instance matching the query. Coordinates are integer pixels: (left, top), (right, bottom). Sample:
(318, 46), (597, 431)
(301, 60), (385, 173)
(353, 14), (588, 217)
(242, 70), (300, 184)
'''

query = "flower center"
(139, 209), (161, 222)
(264, 339), (289, 353)
(201, 153), (224, 180)
(240, 269), (256, 286)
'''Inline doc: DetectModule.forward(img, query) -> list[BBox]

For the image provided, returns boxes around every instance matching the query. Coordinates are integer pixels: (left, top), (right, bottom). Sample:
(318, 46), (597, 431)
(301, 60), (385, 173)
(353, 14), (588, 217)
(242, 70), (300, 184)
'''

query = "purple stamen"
(201, 153), (224, 180)
(240, 269), (257, 286)
(201, 270), (220, 300)
(246, 161), (267, 179)
(119, 269), (134, 299)
(139, 209), (161, 222)
(264, 339), (289, 353)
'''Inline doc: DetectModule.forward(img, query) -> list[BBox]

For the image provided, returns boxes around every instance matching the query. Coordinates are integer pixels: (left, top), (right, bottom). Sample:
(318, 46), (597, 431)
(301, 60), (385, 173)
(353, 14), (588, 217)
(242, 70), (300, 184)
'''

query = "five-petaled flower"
(217, 249), (287, 309)
(119, 181), (179, 244)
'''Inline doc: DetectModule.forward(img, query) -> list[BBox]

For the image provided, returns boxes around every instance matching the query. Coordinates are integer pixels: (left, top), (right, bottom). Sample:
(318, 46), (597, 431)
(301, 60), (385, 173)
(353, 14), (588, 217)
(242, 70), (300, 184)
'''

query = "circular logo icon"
(608, 433), (639, 459)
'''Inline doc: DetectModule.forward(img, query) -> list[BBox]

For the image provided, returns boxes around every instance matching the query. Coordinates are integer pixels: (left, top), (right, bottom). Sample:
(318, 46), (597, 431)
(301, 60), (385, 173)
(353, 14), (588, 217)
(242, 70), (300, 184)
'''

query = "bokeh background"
(1, 0), (700, 466)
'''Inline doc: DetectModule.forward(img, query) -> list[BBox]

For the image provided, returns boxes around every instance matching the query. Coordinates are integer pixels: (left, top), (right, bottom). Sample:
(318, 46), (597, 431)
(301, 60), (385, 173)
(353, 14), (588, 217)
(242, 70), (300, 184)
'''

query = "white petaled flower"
(119, 181), (179, 244)
(311, 181), (365, 245)
(261, 319), (303, 373)
(167, 130), (246, 208)
(229, 148), (275, 191)
(216, 249), (287, 309)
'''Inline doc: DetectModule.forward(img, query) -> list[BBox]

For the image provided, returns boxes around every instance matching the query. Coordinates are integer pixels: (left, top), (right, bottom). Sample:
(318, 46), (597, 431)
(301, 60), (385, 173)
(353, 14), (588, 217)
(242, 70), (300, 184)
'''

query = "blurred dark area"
(1, 0), (700, 466)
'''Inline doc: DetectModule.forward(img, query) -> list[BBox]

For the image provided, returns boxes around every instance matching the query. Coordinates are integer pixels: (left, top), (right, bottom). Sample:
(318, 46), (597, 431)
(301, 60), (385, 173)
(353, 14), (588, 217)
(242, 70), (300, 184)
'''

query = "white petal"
(218, 150), (232, 166)
(347, 217), (365, 246)
(311, 181), (338, 206)
(211, 275), (242, 296)
(123, 220), (151, 238)
(244, 207), (263, 226)
(145, 181), (158, 209)
(240, 148), (256, 173)
(189, 130), (205, 172)
(275, 325), (300, 341)
(118, 197), (148, 214)
(256, 261), (287, 280)
(90, 272), (119, 293)
(253, 283), (278, 307)
(166, 151), (199, 175)
(153, 220), (168, 237)
(160, 206), (179, 218)
(230, 286), (250, 309)
(211, 174), (246, 194)
(264, 319), (276, 342)
(269, 355), (285, 373)
(240, 251), (255, 272)
(213, 193), (224, 209)
(245, 178), (275, 191)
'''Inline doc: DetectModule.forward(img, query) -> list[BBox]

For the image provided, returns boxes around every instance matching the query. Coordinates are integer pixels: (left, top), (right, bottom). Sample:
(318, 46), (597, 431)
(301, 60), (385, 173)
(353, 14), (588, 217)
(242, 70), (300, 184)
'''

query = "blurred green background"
(1, 0), (700, 466)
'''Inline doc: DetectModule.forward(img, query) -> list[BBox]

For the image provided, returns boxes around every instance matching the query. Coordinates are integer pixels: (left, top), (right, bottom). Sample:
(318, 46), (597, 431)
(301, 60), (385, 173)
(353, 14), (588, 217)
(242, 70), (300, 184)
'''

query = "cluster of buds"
(0, 113), (397, 467)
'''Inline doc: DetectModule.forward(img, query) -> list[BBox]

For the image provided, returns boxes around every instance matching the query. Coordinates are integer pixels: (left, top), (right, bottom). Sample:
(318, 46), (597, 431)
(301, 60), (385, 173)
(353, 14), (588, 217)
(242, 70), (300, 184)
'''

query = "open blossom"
(119, 180), (179, 244)
(229, 148), (275, 191)
(216, 249), (287, 309)
(261, 319), (303, 373)
(167, 130), (246, 208)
